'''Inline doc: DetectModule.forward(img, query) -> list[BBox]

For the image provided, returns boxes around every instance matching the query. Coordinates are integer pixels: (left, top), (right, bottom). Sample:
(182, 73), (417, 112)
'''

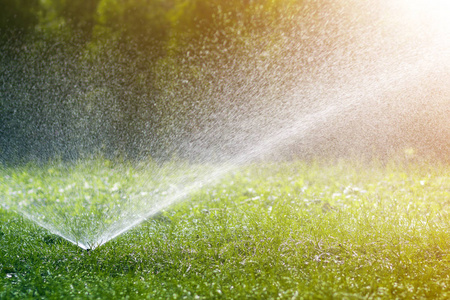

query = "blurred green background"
(0, 0), (448, 162)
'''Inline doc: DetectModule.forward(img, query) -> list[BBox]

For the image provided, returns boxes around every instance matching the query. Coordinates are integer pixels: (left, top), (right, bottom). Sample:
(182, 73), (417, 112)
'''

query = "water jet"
(0, 0), (449, 250)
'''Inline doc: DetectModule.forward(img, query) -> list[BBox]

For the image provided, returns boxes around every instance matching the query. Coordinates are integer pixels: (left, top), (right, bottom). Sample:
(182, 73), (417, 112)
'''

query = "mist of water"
(1, 0), (449, 249)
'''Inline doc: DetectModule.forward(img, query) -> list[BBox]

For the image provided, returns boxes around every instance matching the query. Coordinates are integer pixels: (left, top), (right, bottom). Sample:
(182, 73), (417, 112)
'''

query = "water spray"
(1, 0), (449, 251)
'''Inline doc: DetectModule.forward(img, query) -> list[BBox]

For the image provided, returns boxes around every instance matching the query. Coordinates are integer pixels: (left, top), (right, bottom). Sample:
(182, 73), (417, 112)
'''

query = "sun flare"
(399, 0), (450, 30)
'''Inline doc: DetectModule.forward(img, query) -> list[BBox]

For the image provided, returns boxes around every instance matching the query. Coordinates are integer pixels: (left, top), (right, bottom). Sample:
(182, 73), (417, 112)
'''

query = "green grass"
(1, 160), (450, 299)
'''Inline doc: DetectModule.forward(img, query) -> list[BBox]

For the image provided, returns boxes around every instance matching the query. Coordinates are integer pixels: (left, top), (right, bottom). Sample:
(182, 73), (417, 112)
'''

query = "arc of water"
(88, 47), (447, 249)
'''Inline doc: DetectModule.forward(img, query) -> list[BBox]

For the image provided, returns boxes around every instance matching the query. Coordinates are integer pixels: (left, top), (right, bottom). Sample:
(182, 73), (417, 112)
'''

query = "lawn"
(1, 159), (450, 299)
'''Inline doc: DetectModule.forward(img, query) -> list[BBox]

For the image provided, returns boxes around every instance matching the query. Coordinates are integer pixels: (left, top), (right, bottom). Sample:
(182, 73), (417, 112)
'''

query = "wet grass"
(1, 160), (450, 299)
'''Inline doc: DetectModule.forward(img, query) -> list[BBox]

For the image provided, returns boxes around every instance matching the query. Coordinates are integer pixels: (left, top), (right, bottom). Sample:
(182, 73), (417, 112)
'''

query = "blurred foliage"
(0, 0), (305, 162)
(0, 0), (448, 162)
(0, 0), (40, 37)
